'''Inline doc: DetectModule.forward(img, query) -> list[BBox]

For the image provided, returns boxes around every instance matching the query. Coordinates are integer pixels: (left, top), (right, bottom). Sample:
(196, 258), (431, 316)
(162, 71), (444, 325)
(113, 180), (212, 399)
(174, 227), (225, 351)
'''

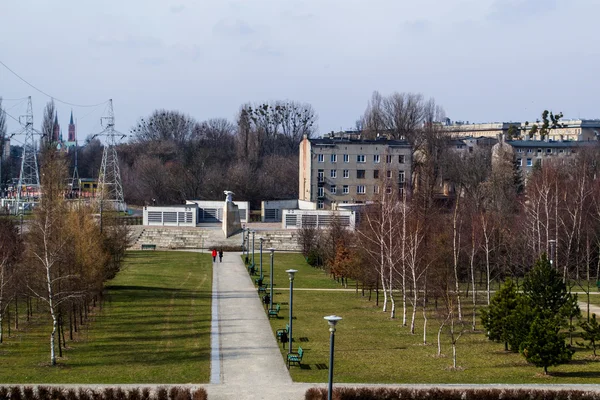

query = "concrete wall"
(186, 199), (250, 223)
(261, 199), (298, 222)
(298, 200), (317, 210)
(282, 209), (356, 230)
(223, 201), (242, 237)
(143, 205), (197, 227)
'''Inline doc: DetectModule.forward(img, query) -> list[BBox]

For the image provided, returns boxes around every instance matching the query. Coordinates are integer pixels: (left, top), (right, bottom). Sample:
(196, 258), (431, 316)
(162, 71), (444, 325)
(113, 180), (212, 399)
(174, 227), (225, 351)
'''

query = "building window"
(317, 200), (324, 209)
(387, 170), (392, 178)
(331, 154), (337, 163)
(318, 187), (324, 197)
(357, 170), (365, 179)
(386, 186), (392, 194)
(374, 170), (379, 179)
(343, 154), (349, 163)
(330, 170), (337, 178)
(398, 170), (405, 183)
(546, 148), (552, 154)
(526, 158), (532, 167)
(342, 200), (348, 204)
(527, 149), (533, 154)
(343, 169), (349, 178)
(374, 185), (380, 194)
(343, 185), (349, 194)
(398, 155), (405, 164)
(330, 185), (337, 194)
(318, 154), (324, 163)
(386, 155), (392, 163)
(537, 148), (542, 153)
(517, 148), (523, 153)
(517, 158), (522, 167)
(317, 169), (324, 182)
(373, 154), (380, 163)
(357, 154), (365, 163)
(559, 149), (564, 153)
(357, 185), (366, 194)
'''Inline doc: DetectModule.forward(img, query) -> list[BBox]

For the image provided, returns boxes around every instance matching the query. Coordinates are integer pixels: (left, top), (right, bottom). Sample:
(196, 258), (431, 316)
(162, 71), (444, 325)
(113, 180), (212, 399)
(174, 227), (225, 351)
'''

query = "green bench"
(268, 303), (280, 318)
(277, 324), (289, 340)
(141, 244), (156, 250)
(287, 347), (303, 369)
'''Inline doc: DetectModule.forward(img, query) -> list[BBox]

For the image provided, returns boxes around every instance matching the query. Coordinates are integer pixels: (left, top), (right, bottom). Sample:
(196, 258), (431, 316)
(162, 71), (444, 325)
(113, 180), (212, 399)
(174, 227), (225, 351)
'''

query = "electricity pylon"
(94, 99), (127, 212)
(14, 96), (40, 214)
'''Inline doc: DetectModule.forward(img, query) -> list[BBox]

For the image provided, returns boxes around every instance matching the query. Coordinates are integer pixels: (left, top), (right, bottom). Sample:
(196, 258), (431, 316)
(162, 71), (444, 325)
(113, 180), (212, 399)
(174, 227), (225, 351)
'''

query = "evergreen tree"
(481, 279), (524, 351)
(520, 316), (572, 374)
(518, 254), (576, 373)
(579, 314), (600, 356)
(522, 254), (571, 317)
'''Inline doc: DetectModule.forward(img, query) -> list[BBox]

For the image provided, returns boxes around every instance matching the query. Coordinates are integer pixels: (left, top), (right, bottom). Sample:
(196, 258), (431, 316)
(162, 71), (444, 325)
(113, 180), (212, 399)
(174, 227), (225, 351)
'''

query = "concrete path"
(205, 252), (313, 399)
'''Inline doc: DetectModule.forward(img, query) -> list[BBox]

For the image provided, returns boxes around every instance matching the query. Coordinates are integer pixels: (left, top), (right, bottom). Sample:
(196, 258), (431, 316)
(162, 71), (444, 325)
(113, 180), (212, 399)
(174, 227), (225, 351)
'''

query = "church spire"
(70, 110), (74, 125)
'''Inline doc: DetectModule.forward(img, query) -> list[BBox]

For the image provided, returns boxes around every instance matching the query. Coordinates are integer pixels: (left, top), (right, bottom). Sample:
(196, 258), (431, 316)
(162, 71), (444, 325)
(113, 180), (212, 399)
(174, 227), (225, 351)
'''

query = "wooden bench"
(287, 347), (303, 369)
(141, 244), (156, 250)
(268, 303), (280, 318)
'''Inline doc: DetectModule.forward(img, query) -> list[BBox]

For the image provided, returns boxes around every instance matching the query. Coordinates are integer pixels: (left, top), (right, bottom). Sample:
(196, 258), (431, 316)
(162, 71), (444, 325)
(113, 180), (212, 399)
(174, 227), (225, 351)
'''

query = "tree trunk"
(452, 195), (463, 321)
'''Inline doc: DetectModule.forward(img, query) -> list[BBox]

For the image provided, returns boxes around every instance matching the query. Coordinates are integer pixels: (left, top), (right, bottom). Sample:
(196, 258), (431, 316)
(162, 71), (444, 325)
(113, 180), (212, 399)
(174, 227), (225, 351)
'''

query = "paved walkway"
(205, 252), (313, 399)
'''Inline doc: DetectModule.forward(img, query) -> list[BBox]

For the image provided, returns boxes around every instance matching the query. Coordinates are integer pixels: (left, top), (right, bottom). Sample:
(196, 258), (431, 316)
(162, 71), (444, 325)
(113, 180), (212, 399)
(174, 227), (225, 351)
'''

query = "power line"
(0, 59), (109, 108)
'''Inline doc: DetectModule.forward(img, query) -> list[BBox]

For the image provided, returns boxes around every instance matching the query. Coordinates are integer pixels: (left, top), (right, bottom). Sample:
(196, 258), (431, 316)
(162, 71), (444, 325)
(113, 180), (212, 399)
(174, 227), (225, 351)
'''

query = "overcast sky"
(1, 0), (599, 143)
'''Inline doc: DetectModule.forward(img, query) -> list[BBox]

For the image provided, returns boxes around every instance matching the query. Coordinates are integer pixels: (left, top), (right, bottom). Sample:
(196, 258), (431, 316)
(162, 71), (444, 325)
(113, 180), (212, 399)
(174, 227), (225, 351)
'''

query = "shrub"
(127, 389), (140, 400)
(114, 388), (126, 400)
(22, 387), (35, 400)
(103, 388), (115, 400)
(191, 389), (207, 400)
(66, 389), (77, 400)
(140, 389), (150, 400)
(50, 388), (65, 400)
(37, 387), (50, 400)
(9, 387), (22, 400)
(156, 388), (168, 400)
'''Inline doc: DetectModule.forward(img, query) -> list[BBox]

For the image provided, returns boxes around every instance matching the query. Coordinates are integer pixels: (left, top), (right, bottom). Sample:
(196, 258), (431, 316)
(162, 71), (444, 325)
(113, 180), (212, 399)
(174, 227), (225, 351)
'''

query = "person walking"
(211, 249), (217, 263)
(219, 249), (224, 262)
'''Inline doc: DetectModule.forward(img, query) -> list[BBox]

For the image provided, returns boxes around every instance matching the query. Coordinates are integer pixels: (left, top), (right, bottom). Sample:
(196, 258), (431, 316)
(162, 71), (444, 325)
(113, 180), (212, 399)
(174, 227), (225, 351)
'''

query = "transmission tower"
(14, 96), (40, 214)
(95, 99), (127, 212)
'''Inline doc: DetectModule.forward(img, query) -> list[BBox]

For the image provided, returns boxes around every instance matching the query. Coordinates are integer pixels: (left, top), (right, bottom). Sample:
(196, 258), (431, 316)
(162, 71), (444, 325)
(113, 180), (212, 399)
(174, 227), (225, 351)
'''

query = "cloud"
(403, 19), (430, 34)
(170, 4), (185, 13)
(139, 57), (166, 66)
(89, 35), (163, 50)
(487, 0), (558, 21)
(241, 41), (283, 57)
(213, 19), (256, 36)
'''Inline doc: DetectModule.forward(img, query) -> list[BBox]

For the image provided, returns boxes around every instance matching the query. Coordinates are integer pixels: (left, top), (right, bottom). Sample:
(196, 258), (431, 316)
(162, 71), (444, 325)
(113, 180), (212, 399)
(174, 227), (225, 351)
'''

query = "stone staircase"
(129, 226), (301, 252)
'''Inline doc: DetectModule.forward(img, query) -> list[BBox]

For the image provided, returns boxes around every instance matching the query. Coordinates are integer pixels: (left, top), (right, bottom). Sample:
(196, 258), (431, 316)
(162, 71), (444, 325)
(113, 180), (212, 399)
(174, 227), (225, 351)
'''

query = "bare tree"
(0, 218), (22, 343)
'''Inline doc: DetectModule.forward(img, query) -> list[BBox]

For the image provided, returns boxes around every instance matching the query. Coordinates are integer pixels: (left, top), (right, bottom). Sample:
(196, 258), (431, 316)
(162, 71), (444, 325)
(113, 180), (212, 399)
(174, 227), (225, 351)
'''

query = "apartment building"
(444, 120), (600, 141)
(299, 133), (412, 209)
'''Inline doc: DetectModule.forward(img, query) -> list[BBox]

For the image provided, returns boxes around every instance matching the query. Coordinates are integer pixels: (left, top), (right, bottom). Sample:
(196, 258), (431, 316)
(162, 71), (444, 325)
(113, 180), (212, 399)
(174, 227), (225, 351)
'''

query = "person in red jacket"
(211, 249), (217, 262)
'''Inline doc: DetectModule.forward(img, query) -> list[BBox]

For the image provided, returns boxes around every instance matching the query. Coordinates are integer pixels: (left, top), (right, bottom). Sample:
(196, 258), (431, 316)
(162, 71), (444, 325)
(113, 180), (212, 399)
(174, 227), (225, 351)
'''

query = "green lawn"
(246, 252), (356, 289)
(261, 256), (600, 384)
(0, 251), (212, 383)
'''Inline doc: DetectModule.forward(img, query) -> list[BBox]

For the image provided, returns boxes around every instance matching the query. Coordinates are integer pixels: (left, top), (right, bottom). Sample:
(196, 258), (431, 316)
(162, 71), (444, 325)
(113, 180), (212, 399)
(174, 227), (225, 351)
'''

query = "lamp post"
(268, 247), (275, 310)
(259, 237), (264, 279)
(251, 230), (255, 267)
(549, 239), (556, 266)
(324, 315), (342, 400)
(241, 226), (246, 256)
(286, 269), (297, 354)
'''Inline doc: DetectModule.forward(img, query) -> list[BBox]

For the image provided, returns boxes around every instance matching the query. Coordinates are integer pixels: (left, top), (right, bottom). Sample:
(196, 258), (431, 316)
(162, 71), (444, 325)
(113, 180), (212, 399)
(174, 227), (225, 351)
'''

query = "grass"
(246, 252), (356, 289)
(261, 256), (600, 384)
(0, 251), (212, 383)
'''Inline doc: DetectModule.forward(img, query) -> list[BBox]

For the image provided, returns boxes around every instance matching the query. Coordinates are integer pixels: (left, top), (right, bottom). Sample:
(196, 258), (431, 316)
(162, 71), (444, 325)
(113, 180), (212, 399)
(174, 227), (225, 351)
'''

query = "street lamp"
(548, 239), (556, 266)
(286, 269), (297, 354)
(251, 230), (256, 267)
(324, 315), (342, 400)
(268, 247), (275, 310)
(259, 237), (264, 279)
(241, 225), (246, 256)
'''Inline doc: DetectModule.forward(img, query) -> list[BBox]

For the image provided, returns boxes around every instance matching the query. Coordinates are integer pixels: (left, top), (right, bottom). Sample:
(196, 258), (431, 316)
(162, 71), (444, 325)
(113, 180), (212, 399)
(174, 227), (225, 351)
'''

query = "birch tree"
(0, 218), (22, 343)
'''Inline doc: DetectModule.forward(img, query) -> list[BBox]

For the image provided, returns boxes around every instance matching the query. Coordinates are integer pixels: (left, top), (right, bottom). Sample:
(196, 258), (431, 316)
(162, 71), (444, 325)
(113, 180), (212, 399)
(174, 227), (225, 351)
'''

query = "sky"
(1, 0), (599, 144)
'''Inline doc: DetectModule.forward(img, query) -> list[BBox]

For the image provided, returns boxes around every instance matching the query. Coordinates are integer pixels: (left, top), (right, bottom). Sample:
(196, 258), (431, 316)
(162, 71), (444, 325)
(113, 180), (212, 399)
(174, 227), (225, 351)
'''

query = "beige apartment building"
(299, 133), (412, 209)
(444, 119), (600, 141)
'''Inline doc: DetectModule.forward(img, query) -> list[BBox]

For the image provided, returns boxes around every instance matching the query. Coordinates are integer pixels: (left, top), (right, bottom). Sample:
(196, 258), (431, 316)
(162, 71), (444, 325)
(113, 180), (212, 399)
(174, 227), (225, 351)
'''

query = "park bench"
(277, 324), (290, 347)
(287, 347), (303, 369)
(258, 283), (267, 294)
(255, 277), (263, 287)
(268, 303), (280, 318)
(276, 323), (289, 340)
(141, 244), (156, 250)
(248, 264), (256, 275)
